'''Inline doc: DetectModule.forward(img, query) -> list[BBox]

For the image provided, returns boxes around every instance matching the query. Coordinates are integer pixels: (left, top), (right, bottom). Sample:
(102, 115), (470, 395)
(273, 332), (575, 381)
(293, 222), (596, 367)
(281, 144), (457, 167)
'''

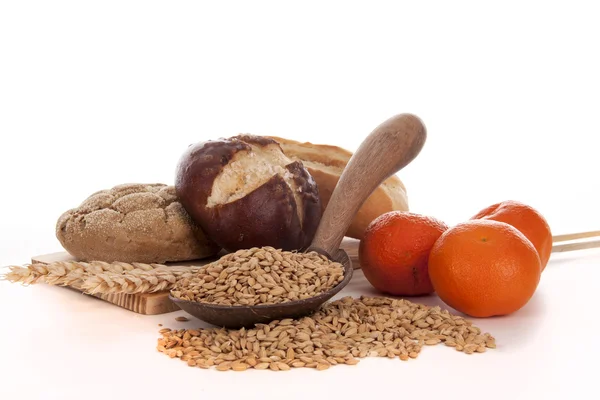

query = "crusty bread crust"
(268, 136), (410, 240)
(175, 135), (321, 252)
(56, 184), (221, 263)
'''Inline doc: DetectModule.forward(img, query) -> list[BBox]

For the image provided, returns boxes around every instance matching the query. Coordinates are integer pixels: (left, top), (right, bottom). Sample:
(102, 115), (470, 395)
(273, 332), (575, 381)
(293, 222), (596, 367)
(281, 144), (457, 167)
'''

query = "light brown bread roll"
(267, 136), (410, 240)
(56, 183), (221, 263)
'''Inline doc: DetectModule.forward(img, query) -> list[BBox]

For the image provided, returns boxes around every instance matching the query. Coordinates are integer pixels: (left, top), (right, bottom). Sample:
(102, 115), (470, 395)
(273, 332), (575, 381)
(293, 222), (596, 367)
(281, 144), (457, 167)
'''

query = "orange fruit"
(470, 200), (552, 270)
(359, 211), (448, 296)
(428, 219), (541, 318)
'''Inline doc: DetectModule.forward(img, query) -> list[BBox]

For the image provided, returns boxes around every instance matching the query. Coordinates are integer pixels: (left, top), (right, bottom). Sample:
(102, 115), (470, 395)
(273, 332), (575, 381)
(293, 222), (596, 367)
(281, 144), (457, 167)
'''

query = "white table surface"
(1, 247), (599, 400)
(2, 1), (600, 399)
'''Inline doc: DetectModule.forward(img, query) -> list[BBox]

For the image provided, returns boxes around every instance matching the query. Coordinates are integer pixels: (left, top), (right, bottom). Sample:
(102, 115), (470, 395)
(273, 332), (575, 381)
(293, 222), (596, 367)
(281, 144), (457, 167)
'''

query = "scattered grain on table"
(156, 296), (496, 371)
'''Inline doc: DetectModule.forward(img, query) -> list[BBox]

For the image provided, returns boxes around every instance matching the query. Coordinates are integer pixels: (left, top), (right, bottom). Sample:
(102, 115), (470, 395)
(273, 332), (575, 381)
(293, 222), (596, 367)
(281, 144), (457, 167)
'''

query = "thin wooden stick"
(552, 230), (600, 243)
(552, 239), (600, 253)
(550, 230), (600, 253)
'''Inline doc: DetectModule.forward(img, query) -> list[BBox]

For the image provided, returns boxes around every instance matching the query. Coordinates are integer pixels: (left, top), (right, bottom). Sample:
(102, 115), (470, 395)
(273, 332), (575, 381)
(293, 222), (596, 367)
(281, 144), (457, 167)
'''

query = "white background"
(1, 1), (599, 400)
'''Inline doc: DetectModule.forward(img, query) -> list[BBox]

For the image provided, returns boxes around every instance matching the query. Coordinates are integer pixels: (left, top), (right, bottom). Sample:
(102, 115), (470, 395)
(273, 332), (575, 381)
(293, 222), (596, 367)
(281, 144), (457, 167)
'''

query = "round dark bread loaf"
(56, 183), (221, 263)
(175, 135), (322, 253)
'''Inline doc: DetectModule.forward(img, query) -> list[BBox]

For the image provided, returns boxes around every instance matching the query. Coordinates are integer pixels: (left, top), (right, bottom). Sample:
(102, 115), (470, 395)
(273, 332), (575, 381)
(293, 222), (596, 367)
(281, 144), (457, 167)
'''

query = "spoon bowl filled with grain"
(169, 247), (353, 328)
(170, 113), (427, 328)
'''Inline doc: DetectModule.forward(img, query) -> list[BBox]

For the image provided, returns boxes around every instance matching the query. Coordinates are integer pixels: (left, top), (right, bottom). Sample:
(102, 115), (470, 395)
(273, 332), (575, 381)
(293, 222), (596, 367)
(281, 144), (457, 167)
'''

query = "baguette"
(268, 136), (410, 240)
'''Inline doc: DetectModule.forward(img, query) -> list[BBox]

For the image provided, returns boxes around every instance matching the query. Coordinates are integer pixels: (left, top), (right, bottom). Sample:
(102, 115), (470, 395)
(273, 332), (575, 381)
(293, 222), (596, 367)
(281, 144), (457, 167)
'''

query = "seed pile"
(170, 247), (345, 306)
(157, 296), (496, 371)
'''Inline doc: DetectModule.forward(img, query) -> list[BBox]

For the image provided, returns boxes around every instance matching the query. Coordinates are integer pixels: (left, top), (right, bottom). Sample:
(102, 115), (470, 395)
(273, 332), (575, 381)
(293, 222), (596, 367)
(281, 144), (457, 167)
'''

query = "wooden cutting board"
(31, 238), (360, 316)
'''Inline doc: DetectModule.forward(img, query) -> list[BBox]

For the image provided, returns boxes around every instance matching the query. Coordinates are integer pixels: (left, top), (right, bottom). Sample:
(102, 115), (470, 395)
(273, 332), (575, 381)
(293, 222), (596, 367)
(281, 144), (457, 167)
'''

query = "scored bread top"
(207, 137), (304, 224)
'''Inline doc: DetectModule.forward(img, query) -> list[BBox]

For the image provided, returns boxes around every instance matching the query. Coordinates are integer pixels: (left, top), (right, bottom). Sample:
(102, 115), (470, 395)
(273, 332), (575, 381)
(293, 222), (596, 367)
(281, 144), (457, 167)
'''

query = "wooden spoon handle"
(309, 113), (427, 257)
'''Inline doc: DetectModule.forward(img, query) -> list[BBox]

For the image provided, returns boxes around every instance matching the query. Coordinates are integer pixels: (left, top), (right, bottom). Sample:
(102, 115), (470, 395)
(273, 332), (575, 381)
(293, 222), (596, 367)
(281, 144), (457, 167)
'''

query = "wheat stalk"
(1, 260), (206, 295)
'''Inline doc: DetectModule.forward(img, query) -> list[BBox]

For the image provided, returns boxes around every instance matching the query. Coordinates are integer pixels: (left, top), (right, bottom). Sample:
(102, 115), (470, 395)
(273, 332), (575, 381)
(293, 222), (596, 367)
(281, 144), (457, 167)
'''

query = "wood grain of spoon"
(170, 113), (427, 328)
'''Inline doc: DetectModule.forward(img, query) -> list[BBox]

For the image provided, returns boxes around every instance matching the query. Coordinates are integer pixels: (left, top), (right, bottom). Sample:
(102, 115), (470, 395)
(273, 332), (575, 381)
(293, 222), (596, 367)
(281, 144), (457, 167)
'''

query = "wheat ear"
(1, 260), (206, 295)
(81, 267), (202, 294)
(1, 262), (88, 286)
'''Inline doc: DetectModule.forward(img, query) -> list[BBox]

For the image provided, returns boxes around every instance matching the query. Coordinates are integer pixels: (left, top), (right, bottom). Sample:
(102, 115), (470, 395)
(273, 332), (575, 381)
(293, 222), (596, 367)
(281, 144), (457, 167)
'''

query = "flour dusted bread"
(56, 183), (220, 263)
(175, 135), (321, 253)
(267, 136), (410, 240)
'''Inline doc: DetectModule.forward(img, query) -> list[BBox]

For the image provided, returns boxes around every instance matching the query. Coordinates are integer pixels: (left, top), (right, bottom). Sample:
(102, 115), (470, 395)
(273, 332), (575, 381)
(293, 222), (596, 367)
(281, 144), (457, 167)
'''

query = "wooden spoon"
(170, 113), (427, 328)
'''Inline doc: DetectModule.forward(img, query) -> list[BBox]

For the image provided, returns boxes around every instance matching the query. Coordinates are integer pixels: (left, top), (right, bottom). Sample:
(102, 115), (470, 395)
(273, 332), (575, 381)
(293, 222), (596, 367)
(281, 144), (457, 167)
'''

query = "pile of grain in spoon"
(170, 246), (345, 306)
